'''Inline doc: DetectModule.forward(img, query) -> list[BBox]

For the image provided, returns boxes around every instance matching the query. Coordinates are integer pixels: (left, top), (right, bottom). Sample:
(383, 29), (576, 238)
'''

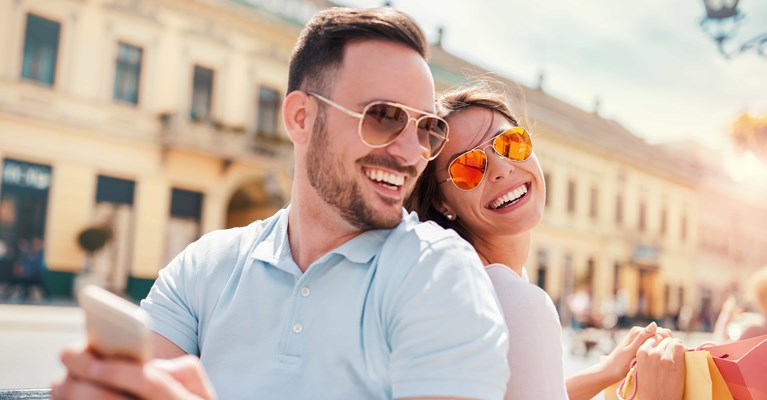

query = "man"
(53, 7), (509, 399)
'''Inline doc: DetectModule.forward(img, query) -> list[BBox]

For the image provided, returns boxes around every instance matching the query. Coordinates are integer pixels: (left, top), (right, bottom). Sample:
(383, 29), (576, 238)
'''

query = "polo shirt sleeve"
(381, 231), (510, 400)
(140, 240), (204, 356)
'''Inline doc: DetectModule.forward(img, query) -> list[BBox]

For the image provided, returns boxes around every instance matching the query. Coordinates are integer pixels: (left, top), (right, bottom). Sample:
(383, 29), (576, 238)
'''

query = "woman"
(406, 80), (685, 400)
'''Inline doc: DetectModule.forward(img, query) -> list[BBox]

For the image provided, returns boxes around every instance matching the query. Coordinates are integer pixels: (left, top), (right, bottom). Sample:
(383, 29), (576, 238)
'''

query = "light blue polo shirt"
(141, 207), (509, 400)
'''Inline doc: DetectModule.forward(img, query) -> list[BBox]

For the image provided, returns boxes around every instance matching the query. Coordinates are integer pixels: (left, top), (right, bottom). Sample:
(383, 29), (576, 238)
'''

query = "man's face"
(305, 40), (436, 230)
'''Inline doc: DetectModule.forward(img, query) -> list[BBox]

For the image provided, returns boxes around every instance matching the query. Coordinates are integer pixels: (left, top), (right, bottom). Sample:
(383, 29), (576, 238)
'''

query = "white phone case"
(78, 285), (151, 363)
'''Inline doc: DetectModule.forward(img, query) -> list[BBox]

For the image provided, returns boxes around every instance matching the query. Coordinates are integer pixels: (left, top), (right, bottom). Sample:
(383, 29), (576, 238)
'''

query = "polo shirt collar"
(251, 206), (406, 267)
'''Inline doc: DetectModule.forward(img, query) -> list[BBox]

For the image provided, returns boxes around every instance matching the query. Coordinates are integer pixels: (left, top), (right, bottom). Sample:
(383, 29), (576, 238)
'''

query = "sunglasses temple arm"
(309, 93), (364, 119)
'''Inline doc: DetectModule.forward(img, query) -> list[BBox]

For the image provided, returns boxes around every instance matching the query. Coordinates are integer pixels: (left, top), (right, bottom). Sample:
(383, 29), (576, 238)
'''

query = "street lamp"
(700, 0), (767, 58)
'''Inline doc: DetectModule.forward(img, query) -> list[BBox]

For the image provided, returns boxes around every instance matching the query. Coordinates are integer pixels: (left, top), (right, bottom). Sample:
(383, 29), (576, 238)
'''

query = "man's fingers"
(61, 351), (180, 400)
(153, 355), (216, 399)
(51, 375), (133, 400)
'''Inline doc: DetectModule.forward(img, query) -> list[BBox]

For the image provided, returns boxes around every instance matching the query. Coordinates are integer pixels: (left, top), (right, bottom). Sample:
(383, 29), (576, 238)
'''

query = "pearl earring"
(446, 213), (456, 221)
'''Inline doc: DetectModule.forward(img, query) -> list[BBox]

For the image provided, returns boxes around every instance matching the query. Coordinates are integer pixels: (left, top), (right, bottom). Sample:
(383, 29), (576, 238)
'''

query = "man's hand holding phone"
(51, 286), (216, 400)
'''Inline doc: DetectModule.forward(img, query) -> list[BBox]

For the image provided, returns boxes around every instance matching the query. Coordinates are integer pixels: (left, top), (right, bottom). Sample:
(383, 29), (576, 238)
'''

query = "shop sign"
(2, 159), (51, 190)
(632, 245), (659, 266)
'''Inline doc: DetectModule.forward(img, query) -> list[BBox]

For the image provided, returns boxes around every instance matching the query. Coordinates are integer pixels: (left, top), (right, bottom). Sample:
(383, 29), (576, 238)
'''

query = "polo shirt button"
(300, 287), (311, 297)
(292, 323), (303, 334)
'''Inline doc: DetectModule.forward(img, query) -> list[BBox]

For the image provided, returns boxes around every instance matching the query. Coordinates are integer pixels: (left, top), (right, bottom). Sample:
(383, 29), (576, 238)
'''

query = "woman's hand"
(601, 322), (670, 383)
(565, 322), (669, 400)
(635, 336), (686, 400)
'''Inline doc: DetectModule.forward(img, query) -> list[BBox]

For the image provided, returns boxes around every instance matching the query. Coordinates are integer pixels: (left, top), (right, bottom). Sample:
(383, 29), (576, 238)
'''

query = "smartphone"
(77, 285), (152, 363)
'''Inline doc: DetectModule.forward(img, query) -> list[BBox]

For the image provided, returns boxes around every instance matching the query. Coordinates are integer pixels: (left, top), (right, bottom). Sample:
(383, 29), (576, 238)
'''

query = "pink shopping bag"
(705, 334), (767, 400)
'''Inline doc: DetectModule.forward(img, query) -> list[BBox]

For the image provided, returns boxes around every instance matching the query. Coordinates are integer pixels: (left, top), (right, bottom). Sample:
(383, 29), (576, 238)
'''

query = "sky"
(339, 0), (767, 181)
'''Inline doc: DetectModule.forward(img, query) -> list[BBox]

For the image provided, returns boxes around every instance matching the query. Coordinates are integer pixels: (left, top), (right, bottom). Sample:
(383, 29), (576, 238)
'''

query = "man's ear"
(283, 91), (314, 145)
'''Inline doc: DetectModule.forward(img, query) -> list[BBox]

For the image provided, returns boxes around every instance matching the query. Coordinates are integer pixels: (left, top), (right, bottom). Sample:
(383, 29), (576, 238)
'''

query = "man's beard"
(306, 112), (404, 230)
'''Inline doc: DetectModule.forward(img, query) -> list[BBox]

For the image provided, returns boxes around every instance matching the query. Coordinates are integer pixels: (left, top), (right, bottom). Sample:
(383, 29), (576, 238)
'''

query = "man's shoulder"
(375, 212), (481, 277)
(183, 209), (285, 261)
(386, 211), (465, 246)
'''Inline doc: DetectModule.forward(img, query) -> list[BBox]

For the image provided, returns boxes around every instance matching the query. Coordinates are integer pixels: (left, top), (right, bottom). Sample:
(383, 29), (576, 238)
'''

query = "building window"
(256, 86), (280, 138)
(536, 249), (548, 290)
(589, 186), (598, 219)
(113, 42), (143, 105)
(615, 194), (623, 225)
(164, 189), (203, 266)
(638, 200), (646, 232)
(660, 208), (667, 235)
(543, 173), (551, 208)
(0, 159), (52, 278)
(567, 179), (576, 214)
(190, 65), (214, 120)
(21, 14), (61, 86)
(561, 253), (575, 319)
(680, 213), (687, 242)
(93, 175), (136, 292)
(585, 257), (595, 289)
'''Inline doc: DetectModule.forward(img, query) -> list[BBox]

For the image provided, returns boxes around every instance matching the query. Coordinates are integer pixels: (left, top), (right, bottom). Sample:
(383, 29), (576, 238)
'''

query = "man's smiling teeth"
(365, 168), (404, 189)
(490, 185), (528, 209)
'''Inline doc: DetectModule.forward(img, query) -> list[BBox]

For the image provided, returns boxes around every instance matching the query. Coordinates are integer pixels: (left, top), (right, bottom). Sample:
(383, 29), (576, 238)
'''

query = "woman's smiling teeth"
(490, 184), (528, 209)
(365, 168), (405, 190)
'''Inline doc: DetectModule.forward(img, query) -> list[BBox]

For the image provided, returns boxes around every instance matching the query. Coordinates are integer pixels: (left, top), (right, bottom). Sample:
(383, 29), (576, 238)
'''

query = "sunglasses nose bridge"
(385, 113), (430, 163)
(485, 145), (518, 183)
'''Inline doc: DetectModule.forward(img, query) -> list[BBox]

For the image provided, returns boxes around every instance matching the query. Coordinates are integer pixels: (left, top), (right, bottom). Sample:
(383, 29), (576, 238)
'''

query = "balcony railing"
(158, 113), (294, 166)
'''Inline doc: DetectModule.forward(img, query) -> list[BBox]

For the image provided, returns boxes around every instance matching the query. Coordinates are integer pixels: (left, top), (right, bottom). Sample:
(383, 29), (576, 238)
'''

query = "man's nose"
(385, 119), (427, 164)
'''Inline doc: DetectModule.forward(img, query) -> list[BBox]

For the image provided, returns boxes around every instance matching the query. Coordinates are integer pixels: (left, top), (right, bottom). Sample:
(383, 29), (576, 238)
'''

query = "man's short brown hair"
(287, 7), (428, 95)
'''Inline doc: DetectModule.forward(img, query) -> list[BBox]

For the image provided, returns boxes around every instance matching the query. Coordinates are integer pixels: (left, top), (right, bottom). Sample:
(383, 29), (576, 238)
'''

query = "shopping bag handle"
(616, 359), (638, 400)
(695, 342), (716, 350)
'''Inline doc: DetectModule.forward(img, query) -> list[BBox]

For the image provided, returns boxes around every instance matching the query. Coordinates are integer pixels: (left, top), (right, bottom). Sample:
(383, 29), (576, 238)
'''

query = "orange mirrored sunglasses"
(439, 127), (533, 191)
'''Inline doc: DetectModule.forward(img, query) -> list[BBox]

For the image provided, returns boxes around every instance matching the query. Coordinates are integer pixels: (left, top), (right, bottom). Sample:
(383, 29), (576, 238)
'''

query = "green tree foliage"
(77, 225), (113, 254)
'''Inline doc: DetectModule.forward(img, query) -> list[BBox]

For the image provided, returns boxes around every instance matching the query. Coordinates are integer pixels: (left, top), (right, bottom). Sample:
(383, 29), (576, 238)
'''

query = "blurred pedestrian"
(713, 266), (767, 342)
(569, 284), (594, 331)
(2, 238), (47, 301)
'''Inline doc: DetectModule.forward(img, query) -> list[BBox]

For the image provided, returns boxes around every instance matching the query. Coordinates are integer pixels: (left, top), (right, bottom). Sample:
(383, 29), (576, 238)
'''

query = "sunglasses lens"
(361, 103), (409, 146)
(494, 127), (533, 161)
(449, 149), (487, 190)
(417, 117), (449, 159)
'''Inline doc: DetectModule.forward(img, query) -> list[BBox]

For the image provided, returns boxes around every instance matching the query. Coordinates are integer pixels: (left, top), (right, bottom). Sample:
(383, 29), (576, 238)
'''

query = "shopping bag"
(601, 350), (734, 400)
(684, 350), (733, 400)
(603, 378), (621, 400)
(600, 355), (630, 400)
(704, 334), (767, 400)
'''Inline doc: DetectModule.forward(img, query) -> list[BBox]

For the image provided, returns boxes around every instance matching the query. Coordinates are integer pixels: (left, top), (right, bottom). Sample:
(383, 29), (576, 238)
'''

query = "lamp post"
(700, 0), (767, 58)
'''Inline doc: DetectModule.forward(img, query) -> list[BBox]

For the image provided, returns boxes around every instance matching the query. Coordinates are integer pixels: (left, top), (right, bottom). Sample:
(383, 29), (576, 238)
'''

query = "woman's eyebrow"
(446, 127), (510, 162)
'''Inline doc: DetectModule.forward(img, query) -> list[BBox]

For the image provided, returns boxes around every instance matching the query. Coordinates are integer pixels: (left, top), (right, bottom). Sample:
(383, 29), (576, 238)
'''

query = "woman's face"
(433, 108), (546, 239)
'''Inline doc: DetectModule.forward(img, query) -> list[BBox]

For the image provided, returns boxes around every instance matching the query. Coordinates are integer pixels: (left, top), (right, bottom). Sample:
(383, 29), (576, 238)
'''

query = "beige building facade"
(662, 142), (767, 328)
(0, 0), (304, 298)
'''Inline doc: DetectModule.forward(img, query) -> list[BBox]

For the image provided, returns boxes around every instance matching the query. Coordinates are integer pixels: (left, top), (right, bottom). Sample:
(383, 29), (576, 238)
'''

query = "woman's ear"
(432, 196), (455, 220)
(283, 91), (313, 145)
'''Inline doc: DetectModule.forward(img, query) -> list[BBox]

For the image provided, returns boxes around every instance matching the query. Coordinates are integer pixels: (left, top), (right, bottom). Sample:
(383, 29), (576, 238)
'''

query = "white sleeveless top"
(485, 264), (569, 400)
